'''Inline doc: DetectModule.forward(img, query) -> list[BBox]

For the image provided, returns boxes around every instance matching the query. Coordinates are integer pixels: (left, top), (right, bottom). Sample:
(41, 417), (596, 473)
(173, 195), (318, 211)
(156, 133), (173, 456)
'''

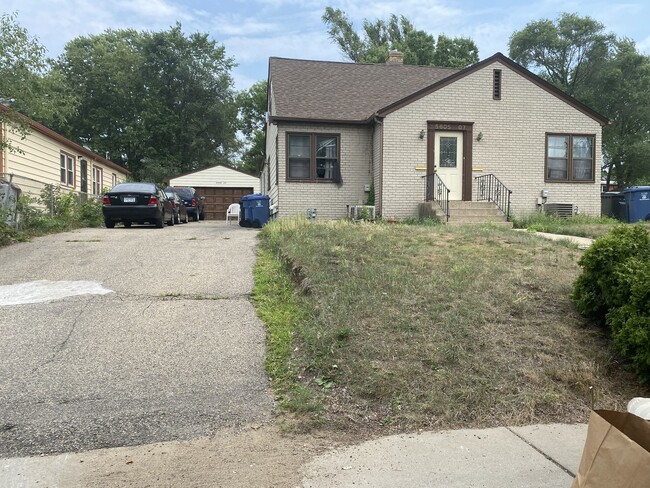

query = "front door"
(434, 131), (463, 200)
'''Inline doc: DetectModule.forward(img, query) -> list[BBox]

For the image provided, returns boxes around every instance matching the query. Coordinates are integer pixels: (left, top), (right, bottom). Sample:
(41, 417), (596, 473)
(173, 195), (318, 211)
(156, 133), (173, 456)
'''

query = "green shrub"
(572, 225), (650, 323)
(572, 224), (650, 382)
(606, 258), (650, 379)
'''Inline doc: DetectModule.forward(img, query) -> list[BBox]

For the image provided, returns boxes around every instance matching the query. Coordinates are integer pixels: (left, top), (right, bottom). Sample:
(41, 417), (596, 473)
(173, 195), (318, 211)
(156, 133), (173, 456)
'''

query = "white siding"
(1, 123), (128, 197)
(170, 165), (260, 193)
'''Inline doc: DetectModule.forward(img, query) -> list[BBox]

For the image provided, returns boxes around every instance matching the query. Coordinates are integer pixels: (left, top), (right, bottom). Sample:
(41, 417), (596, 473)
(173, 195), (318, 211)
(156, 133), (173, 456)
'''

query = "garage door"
(194, 187), (254, 220)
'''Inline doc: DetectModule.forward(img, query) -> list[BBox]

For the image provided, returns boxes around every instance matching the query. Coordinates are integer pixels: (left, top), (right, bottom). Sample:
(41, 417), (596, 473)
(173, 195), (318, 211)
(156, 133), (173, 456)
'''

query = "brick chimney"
(386, 50), (404, 65)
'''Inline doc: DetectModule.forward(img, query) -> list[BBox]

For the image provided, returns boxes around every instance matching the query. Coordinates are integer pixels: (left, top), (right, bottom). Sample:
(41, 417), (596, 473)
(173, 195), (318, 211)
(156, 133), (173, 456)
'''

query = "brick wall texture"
(382, 61), (603, 218)
(273, 123), (373, 220)
(266, 60), (603, 220)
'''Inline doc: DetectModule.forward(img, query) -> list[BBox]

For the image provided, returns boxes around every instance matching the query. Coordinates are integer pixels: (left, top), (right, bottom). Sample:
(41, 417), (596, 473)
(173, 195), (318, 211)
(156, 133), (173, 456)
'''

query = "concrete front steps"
(419, 201), (513, 227)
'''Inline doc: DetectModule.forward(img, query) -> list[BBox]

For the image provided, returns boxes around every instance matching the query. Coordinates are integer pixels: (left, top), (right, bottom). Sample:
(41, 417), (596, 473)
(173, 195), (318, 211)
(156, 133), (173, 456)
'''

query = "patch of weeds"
(512, 213), (622, 239)
(254, 219), (646, 433)
(400, 217), (442, 226)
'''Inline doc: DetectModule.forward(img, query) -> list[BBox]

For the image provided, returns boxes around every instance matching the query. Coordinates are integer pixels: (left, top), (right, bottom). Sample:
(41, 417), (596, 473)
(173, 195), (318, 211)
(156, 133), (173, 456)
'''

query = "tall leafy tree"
(139, 25), (239, 179)
(55, 24), (238, 181)
(0, 12), (77, 151)
(509, 13), (650, 187)
(322, 7), (478, 68)
(508, 13), (615, 97)
(236, 80), (267, 175)
(585, 40), (650, 187)
(55, 29), (147, 174)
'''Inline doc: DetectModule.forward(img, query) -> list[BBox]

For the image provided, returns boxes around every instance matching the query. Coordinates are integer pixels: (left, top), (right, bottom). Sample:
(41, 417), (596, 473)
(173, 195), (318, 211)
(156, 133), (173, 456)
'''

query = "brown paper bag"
(571, 410), (650, 487)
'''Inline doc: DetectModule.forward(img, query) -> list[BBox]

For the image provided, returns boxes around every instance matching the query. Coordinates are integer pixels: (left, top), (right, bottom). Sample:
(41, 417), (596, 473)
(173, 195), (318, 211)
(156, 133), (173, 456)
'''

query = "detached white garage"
(168, 164), (260, 221)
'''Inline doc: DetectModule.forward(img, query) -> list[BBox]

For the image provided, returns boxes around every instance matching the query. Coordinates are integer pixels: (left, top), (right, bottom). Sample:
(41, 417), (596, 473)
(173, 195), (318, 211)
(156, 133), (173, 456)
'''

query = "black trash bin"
(601, 192), (626, 221)
(623, 186), (650, 223)
(239, 194), (253, 227)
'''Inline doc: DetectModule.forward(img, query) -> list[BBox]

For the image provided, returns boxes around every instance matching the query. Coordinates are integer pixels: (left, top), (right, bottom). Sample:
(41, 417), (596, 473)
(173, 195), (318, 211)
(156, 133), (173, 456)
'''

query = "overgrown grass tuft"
(254, 218), (645, 433)
(512, 213), (625, 238)
(0, 188), (104, 247)
(253, 247), (323, 418)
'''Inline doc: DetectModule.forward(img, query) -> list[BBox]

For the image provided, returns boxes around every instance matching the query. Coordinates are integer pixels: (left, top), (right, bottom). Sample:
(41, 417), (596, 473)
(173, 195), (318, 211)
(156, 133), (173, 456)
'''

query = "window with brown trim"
(286, 133), (340, 182)
(545, 134), (595, 182)
(60, 152), (75, 187)
(493, 69), (502, 100)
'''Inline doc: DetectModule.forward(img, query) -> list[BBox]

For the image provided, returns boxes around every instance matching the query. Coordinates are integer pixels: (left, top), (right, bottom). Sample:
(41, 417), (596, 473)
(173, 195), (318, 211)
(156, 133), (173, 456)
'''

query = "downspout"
(373, 114), (383, 217)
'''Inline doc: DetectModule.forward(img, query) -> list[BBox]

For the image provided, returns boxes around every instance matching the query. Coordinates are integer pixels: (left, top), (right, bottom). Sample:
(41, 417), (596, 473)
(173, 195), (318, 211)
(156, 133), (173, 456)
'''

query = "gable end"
(377, 53), (609, 127)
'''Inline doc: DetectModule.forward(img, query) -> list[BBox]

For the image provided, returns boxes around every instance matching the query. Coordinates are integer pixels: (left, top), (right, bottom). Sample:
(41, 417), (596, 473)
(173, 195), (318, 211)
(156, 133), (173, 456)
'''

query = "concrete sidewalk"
(302, 423), (587, 487)
(1, 422), (587, 487)
(515, 229), (594, 249)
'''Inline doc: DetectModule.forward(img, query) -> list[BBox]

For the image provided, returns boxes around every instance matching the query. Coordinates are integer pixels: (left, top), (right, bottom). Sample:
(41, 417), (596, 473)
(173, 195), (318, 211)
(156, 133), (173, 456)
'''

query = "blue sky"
(2, 0), (648, 91)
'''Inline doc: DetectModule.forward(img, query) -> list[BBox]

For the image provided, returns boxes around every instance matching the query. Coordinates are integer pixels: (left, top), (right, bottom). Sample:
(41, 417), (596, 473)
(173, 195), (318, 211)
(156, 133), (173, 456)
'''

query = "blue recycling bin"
(239, 194), (270, 228)
(623, 186), (650, 223)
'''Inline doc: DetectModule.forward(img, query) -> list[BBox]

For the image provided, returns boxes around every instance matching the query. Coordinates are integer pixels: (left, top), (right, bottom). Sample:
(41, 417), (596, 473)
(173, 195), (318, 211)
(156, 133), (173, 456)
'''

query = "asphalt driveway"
(0, 222), (274, 457)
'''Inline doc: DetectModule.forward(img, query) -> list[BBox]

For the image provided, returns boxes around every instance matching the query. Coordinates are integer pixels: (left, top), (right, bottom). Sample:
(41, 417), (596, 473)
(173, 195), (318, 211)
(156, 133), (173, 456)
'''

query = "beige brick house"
(1, 106), (129, 198)
(262, 52), (608, 221)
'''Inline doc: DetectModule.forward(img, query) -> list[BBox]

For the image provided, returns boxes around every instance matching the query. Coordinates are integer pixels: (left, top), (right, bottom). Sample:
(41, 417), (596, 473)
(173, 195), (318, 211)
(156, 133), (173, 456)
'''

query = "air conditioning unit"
(544, 203), (575, 218)
(348, 205), (376, 221)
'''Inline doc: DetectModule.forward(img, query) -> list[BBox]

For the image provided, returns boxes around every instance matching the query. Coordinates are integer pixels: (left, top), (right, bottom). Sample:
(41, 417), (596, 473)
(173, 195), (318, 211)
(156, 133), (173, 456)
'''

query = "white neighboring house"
(0, 106), (130, 199)
(168, 164), (260, 220)
(262, 52), (608, 222)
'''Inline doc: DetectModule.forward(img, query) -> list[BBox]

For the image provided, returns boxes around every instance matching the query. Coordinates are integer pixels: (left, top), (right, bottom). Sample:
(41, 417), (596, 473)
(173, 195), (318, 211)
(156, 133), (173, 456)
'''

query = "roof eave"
(269, 115), (371, 126)
(0, 104), (131, 175)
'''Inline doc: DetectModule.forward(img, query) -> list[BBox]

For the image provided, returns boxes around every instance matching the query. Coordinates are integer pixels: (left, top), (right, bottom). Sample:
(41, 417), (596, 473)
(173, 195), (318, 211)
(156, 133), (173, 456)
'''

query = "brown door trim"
(427, 121), (474, 201)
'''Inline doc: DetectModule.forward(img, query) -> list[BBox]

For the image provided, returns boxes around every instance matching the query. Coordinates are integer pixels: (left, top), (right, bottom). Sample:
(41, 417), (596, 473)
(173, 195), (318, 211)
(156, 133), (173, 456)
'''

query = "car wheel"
(199, 211), (205, 221)
(175, 211), (180, 225)
(155, 215), (164, 228)
(167, 210), (174, 226)
(124, 221), (132, 228)
(105, 219), (115, 229)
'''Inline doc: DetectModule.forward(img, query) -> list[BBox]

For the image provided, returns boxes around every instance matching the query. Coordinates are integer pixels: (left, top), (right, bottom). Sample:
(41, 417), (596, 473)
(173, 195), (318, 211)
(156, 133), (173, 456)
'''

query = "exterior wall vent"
(493, 69), (502, 100)
(544, 203), (575, 218)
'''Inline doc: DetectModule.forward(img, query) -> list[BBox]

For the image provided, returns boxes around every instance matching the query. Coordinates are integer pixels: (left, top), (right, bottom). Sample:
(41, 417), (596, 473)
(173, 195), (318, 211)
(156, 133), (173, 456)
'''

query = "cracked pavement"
(0, 222), (274, 458)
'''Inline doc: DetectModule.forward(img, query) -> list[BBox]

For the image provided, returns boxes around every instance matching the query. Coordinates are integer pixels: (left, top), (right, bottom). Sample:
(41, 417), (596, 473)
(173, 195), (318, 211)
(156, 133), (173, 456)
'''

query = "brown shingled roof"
(268, 57), (459, 123)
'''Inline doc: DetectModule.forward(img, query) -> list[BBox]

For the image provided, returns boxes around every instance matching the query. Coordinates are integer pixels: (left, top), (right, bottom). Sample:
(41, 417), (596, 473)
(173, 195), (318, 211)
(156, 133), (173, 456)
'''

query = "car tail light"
(148, 196), (158, 205)
(102, 196), (110, 205)
(191, 198), (196, 206)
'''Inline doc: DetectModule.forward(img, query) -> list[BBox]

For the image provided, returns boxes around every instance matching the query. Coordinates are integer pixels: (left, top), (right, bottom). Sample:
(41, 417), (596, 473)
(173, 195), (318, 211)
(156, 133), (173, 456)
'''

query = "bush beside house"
(572, 225), (650, 381)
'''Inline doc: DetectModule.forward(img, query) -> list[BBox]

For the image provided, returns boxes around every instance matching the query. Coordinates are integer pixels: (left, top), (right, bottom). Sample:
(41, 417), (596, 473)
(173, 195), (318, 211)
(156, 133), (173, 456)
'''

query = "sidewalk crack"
(506, 427), (576, 478)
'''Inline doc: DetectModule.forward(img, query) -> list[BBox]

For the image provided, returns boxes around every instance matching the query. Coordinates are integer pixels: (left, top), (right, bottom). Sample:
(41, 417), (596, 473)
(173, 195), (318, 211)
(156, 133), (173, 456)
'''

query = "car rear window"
(173, 187), (194, 198)
(111, 183), (156, 193)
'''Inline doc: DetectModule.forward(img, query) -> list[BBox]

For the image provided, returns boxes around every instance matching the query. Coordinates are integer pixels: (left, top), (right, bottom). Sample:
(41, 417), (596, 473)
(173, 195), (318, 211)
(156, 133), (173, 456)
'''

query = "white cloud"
(210, 14), (282, 37)
(115, 0), (191, 21)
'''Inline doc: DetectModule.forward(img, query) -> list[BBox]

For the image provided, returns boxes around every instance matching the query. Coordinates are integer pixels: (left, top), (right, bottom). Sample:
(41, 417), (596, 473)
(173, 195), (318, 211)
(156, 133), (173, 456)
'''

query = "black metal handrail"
(424, 173), (450, 222)
(474, 174), (512, 221)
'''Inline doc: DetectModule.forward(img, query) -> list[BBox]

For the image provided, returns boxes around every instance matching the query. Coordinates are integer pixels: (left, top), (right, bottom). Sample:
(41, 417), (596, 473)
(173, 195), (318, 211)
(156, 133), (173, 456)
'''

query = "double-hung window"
(287, 133), (340, 182)
(546, 134), (595, 182)
(60, 153), (75, 187)
(92, 166), (103, 195)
